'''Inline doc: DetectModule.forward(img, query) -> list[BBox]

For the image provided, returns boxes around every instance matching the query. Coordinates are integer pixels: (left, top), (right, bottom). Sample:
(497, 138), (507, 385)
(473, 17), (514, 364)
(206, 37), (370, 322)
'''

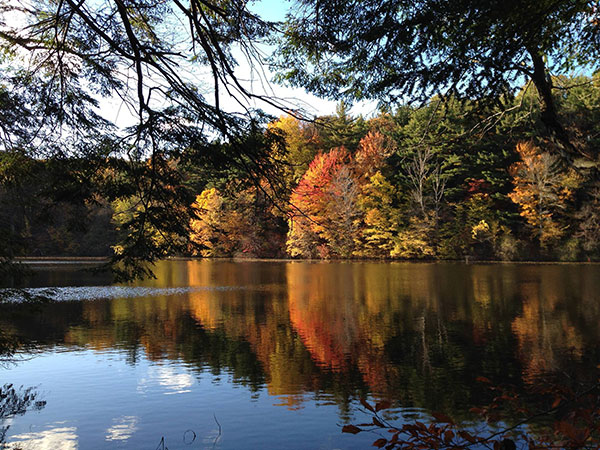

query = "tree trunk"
(526, 46), (588, 165)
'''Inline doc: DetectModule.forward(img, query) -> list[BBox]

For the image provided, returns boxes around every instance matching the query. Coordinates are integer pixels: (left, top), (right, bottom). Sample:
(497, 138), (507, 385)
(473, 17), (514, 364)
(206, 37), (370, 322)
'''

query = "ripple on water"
(1, 285), (244, 302)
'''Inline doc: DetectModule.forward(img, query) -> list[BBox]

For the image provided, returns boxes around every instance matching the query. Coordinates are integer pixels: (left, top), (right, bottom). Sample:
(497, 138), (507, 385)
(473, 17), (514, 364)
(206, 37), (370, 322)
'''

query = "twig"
(213, 413), (222, 448)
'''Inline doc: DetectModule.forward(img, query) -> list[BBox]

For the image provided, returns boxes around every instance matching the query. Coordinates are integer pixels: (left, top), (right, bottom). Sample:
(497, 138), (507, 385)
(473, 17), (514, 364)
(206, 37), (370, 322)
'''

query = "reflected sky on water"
(1, 260), (600, 449)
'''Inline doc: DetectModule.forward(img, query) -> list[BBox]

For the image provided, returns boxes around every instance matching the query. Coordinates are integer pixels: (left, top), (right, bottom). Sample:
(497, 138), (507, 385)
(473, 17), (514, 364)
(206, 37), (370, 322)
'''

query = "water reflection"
(104, 416), (139, 442)
(141, 365), (195, 395)
(4, 425), (78, 450)
(0, 385), (47, 446)
(3, 261), (600, 423)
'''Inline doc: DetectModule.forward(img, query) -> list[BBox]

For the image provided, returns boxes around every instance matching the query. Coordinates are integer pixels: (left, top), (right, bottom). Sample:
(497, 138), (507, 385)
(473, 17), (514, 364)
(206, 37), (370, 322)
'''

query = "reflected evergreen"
(0, 384), (46, 445)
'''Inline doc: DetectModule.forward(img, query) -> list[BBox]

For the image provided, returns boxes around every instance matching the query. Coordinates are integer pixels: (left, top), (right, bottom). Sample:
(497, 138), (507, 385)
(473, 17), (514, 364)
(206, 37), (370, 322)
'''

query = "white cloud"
(104, 416), (139, 442)
(4, 425), (78, 450)
(138, 365), (195, 395)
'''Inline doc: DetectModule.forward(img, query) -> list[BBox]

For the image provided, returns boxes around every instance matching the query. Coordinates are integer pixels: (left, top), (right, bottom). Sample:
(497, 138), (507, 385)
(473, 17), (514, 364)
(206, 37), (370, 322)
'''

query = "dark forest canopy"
(1, 0), (600, 278)
(276, 0), (600, 164)
(4, 79), (600, 264)
(0, 0), (288, 279)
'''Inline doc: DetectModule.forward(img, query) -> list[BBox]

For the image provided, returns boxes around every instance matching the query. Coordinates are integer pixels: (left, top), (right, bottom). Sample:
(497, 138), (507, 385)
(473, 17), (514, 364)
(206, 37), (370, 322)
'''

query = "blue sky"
(250, 0), (291, 22)
(220, 0), (370, 120)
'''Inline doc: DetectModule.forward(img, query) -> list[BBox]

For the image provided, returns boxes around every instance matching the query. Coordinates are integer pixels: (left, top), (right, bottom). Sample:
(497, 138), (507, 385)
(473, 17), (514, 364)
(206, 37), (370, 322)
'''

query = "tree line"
(190, 76), (600, 261)
(4, 75), (599, 262)
(1, 0), (599, 276)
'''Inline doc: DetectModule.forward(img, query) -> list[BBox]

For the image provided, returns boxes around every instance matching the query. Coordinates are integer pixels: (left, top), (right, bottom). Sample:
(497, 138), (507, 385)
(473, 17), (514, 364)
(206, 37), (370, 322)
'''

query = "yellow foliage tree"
(355, 171), (399, 257)
(390, 217), (436, 259)
(268, 115), (322, 186)
(190, 188), (243, 257)
(508, 141), (581, 250)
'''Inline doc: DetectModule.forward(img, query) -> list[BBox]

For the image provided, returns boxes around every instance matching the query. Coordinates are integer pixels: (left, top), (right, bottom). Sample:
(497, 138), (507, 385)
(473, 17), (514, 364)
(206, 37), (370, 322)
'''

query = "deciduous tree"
(269, 116), (322, 186)
(509, 141), (581, 250)
(287, 147), (351, 258)
(355, 171), (399, 257)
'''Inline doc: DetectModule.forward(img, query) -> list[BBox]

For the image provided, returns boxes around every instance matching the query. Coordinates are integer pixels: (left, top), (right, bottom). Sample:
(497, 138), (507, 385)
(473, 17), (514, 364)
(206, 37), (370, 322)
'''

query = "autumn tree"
(229, 185), (287, 257)
(353, 131), (394, 181)
(509, 141), (581, 252)
(351, 131), (398, 257)
(190, 188), (229, 257)
(322, 165), (360, 257)
(287, 147), (352, 258)
(355, 171), (399, 258)
(269, 116), (322, 186)
(190, 185), (285, 258)
(390, 217), (436, 259)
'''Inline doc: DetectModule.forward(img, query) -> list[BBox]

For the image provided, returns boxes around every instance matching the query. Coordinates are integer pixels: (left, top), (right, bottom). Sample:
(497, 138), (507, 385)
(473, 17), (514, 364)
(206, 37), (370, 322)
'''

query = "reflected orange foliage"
(511, 275), (583, 382)
(59, 261), (600, 414)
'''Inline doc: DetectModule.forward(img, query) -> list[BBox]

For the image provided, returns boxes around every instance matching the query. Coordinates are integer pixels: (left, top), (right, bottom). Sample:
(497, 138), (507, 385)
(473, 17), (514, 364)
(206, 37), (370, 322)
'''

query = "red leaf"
(372, 438), (387, 448)
(476, 376), (491, 384)
(444, 430), (455, 443)
(459, 430), (477, 444)
(342, 425), (362, 434)
(360, 398), (375, 413)
(551, 397), (562, 409)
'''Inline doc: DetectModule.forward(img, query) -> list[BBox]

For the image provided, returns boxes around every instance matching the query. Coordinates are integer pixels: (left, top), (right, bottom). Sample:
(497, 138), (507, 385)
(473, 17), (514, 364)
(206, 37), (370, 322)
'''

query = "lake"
(1, 260), (600, 449)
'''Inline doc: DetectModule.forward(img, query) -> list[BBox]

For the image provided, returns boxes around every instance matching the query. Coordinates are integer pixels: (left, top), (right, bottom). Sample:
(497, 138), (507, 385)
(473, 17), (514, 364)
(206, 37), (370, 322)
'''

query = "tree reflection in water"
(0, 295), (49, 446)
(2, 261), (600, 444)
(0, 385), (46, 445)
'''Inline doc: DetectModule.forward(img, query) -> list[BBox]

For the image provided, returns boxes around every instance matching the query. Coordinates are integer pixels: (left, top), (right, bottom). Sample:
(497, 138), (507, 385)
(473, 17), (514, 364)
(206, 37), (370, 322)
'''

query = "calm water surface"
(1, 260), (600, 449)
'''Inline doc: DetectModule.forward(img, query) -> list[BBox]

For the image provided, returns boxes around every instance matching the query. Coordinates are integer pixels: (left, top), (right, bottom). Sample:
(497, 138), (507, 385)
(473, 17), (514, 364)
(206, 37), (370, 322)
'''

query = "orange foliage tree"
(286, 147), (351, 258)
(353, 131), (394, 181)
(508, 142), (581, 250)
(287, 131), (395, 258)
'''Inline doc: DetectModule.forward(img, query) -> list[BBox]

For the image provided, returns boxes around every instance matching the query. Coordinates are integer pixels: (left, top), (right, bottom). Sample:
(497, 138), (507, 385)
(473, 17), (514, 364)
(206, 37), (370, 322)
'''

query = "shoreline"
(9, 256), (600, 266)
(12, 257), (108, 266)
